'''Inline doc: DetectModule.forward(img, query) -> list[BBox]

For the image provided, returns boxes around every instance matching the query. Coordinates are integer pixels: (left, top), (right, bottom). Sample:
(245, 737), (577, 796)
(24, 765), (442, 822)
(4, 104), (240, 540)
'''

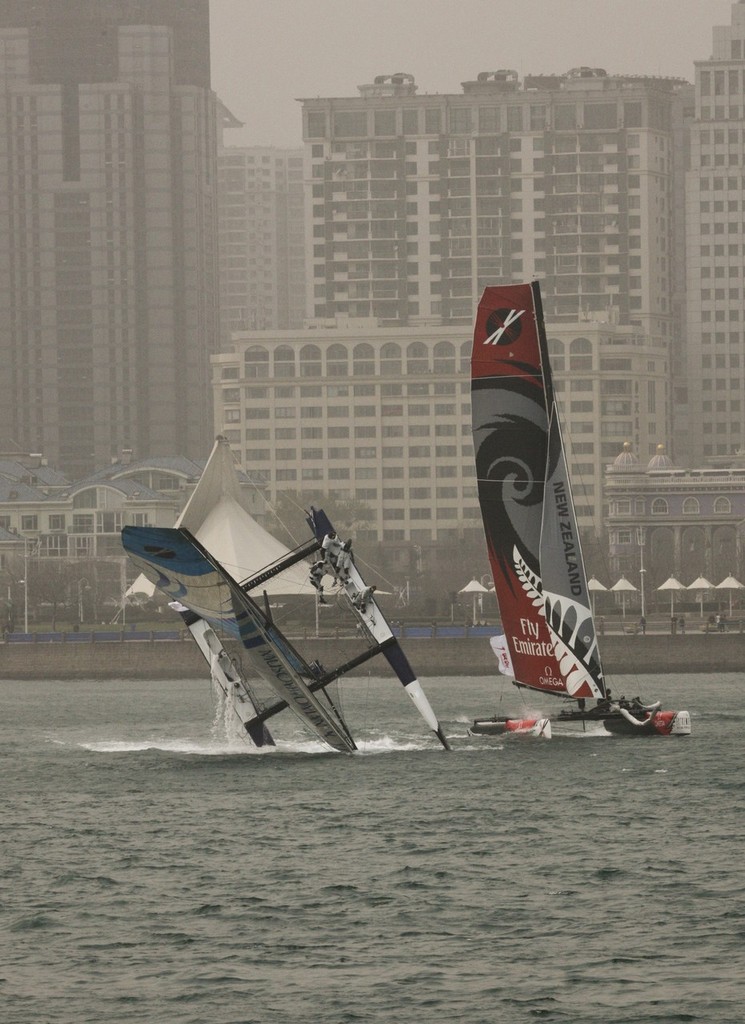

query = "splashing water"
(209, 671), (249, 748)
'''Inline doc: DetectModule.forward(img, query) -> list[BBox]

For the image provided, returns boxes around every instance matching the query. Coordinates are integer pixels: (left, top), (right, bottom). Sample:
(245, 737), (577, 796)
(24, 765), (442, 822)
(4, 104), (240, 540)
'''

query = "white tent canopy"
(459, 578), (489, 625)
(611, 576), (637, 591)
(687, 576), (714, 617)
(125, 437), (319, 605)
(177, 437), (318, 597)
(687, 575), (714, 590)
(459, 579), (489, 594)
(587, 576), (607, 614)
(715, 575), (745, 617)
(717, 575), (744, 589)
(657, 575), (686, 614)
(125, 575), (156, 599)
(611, 575), (637, 618)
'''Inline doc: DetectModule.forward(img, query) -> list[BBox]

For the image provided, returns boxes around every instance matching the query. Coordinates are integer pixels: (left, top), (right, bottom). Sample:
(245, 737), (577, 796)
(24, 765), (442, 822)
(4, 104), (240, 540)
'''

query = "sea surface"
(2, 671), (744, 1024)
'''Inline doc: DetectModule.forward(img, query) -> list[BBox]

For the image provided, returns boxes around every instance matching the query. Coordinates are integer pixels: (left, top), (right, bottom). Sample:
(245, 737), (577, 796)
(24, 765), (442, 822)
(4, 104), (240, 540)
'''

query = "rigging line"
(346, 551), (399, 593)
(230, 447), (307, 548)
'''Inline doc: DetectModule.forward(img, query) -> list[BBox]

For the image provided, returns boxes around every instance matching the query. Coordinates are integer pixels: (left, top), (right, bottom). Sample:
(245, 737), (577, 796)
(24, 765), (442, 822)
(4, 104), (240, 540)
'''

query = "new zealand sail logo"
(484, 308), (525, 346)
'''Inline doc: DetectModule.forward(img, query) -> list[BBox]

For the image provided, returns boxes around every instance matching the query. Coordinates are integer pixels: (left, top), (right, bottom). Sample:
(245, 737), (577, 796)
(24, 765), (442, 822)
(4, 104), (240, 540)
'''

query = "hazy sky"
(209, 0), (733, 148)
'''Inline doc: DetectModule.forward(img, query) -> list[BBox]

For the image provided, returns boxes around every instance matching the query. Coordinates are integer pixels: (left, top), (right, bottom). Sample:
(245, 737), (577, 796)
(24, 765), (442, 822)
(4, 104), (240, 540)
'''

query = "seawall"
(1, 633), (743, 680)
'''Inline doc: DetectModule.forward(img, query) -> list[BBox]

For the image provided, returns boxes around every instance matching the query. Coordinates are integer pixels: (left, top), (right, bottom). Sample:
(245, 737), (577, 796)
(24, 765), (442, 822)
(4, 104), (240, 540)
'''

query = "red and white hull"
(470, 716), (552, 739)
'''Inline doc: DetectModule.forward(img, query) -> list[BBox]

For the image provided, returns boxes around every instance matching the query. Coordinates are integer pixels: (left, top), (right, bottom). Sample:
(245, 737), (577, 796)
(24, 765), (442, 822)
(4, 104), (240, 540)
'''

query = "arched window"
(274, 345), (295, 379)
(682, 497), (700, 515)
(407, 342), (429, 375)
(380, 342), (402, 376)
(548, 337), (565, 372)
(326, 343), (348, 377)
(714, 496), (731, 514)
(459, 340), (470, 373)
(433, 341), (456, 374)
(72, 487), (98, 509)
(353, 343), (375, 375)
(299, 344), (322, 378)
(244, 346), (269, 378)
(651, 498), (669, 515)
(569, 336), (592, 371)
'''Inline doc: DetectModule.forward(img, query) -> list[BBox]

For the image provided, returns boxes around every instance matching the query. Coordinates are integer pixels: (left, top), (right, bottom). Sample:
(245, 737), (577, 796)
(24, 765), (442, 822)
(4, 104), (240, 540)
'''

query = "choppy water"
(2, 672), (744, 1023)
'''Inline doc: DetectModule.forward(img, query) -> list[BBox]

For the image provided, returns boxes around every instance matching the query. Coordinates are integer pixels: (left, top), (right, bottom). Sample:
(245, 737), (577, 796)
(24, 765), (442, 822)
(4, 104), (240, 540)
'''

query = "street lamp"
(18, 578), (28, 634)
(20, 536), (30, 633)
(636, 527), (646, 619)
(77, 577), (90, 625)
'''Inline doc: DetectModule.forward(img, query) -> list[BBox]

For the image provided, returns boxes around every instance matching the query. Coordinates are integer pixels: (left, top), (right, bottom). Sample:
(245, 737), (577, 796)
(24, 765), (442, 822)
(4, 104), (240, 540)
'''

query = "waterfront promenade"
(1, 620), (743, 679)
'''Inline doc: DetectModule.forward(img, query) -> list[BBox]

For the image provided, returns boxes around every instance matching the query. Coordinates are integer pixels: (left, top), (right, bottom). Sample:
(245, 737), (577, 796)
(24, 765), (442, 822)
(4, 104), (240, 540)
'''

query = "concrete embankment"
(1, 633), (743, 679)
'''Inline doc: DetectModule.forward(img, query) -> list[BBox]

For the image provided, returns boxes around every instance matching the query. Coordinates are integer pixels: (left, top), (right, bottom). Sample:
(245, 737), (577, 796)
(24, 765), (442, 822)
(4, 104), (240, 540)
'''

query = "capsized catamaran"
(121, 438), (450, 752)
(468, 282), (691, 738)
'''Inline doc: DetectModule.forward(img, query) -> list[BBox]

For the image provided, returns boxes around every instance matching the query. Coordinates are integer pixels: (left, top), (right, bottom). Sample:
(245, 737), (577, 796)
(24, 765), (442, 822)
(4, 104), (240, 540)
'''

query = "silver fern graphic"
(514, 546), (604, 698)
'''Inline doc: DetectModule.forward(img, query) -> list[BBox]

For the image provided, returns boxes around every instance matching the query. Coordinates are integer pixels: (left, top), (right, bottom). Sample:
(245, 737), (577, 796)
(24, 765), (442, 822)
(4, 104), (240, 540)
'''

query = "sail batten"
(471, 282), (605, 701)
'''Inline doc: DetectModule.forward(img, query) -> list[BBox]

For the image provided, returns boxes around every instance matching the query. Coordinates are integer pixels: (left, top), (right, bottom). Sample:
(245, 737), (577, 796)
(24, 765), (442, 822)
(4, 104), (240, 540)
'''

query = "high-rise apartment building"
(301, 68), (687, 352)
(0, 0), (219, 478)
(212, 319), (668, 545)
(685, 0), (745, 465)
(217, 127), (305, 333)
(296, 67), (686, 535)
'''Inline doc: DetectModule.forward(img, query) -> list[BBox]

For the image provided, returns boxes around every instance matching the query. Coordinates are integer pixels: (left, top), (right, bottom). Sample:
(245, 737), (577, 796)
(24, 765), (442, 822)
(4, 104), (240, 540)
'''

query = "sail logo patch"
(484, 308), (525, 346)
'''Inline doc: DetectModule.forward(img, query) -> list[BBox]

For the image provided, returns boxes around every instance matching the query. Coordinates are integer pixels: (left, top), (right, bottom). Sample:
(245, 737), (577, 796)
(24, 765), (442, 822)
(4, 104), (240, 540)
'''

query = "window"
(380, 342), (402, 375)
(48, 514), (66, 531)
(682, 497), (700, 515)
(554, 104), (577, 130)
(307, 111), (326, 138)
(299, 344), (322, 377)
(333, 111), (367, 137)
(433, 341), (456, 373)
(407, 342), (429, 374)
(244, 346), (269, 378)
(478, 106), (500, 132)
(274, 345), (295, 378)
(327, 343), (348, 377)
(714, 497), (731, 514)
(353, 343), (375, 375)
(584, 104), (617, 129)
(449, 107), (472, 134)
(374, 109), (396, 135)
(21, 515), (38, 531)
(425, 107), (442, 133)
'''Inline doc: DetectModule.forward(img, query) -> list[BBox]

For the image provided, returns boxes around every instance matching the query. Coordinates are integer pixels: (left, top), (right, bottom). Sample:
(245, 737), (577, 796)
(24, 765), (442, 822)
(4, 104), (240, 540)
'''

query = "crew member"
(352, 585), (376, 612)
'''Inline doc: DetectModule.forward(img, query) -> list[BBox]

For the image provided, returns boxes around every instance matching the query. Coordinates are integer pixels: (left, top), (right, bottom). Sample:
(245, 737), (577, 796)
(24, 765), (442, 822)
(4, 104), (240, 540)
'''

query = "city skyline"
(210, 0), (733, 148)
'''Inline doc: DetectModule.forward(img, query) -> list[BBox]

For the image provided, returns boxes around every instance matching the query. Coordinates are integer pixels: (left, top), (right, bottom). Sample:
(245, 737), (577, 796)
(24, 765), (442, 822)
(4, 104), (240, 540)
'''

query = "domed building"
(605, 442), (745, 605)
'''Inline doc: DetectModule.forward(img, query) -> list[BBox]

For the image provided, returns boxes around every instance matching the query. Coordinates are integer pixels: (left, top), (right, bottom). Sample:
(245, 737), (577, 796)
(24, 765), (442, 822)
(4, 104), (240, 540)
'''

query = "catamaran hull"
(469, 717), (551, 739)
(556, 708), (691, 737)
(471, 709), (690, 738)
